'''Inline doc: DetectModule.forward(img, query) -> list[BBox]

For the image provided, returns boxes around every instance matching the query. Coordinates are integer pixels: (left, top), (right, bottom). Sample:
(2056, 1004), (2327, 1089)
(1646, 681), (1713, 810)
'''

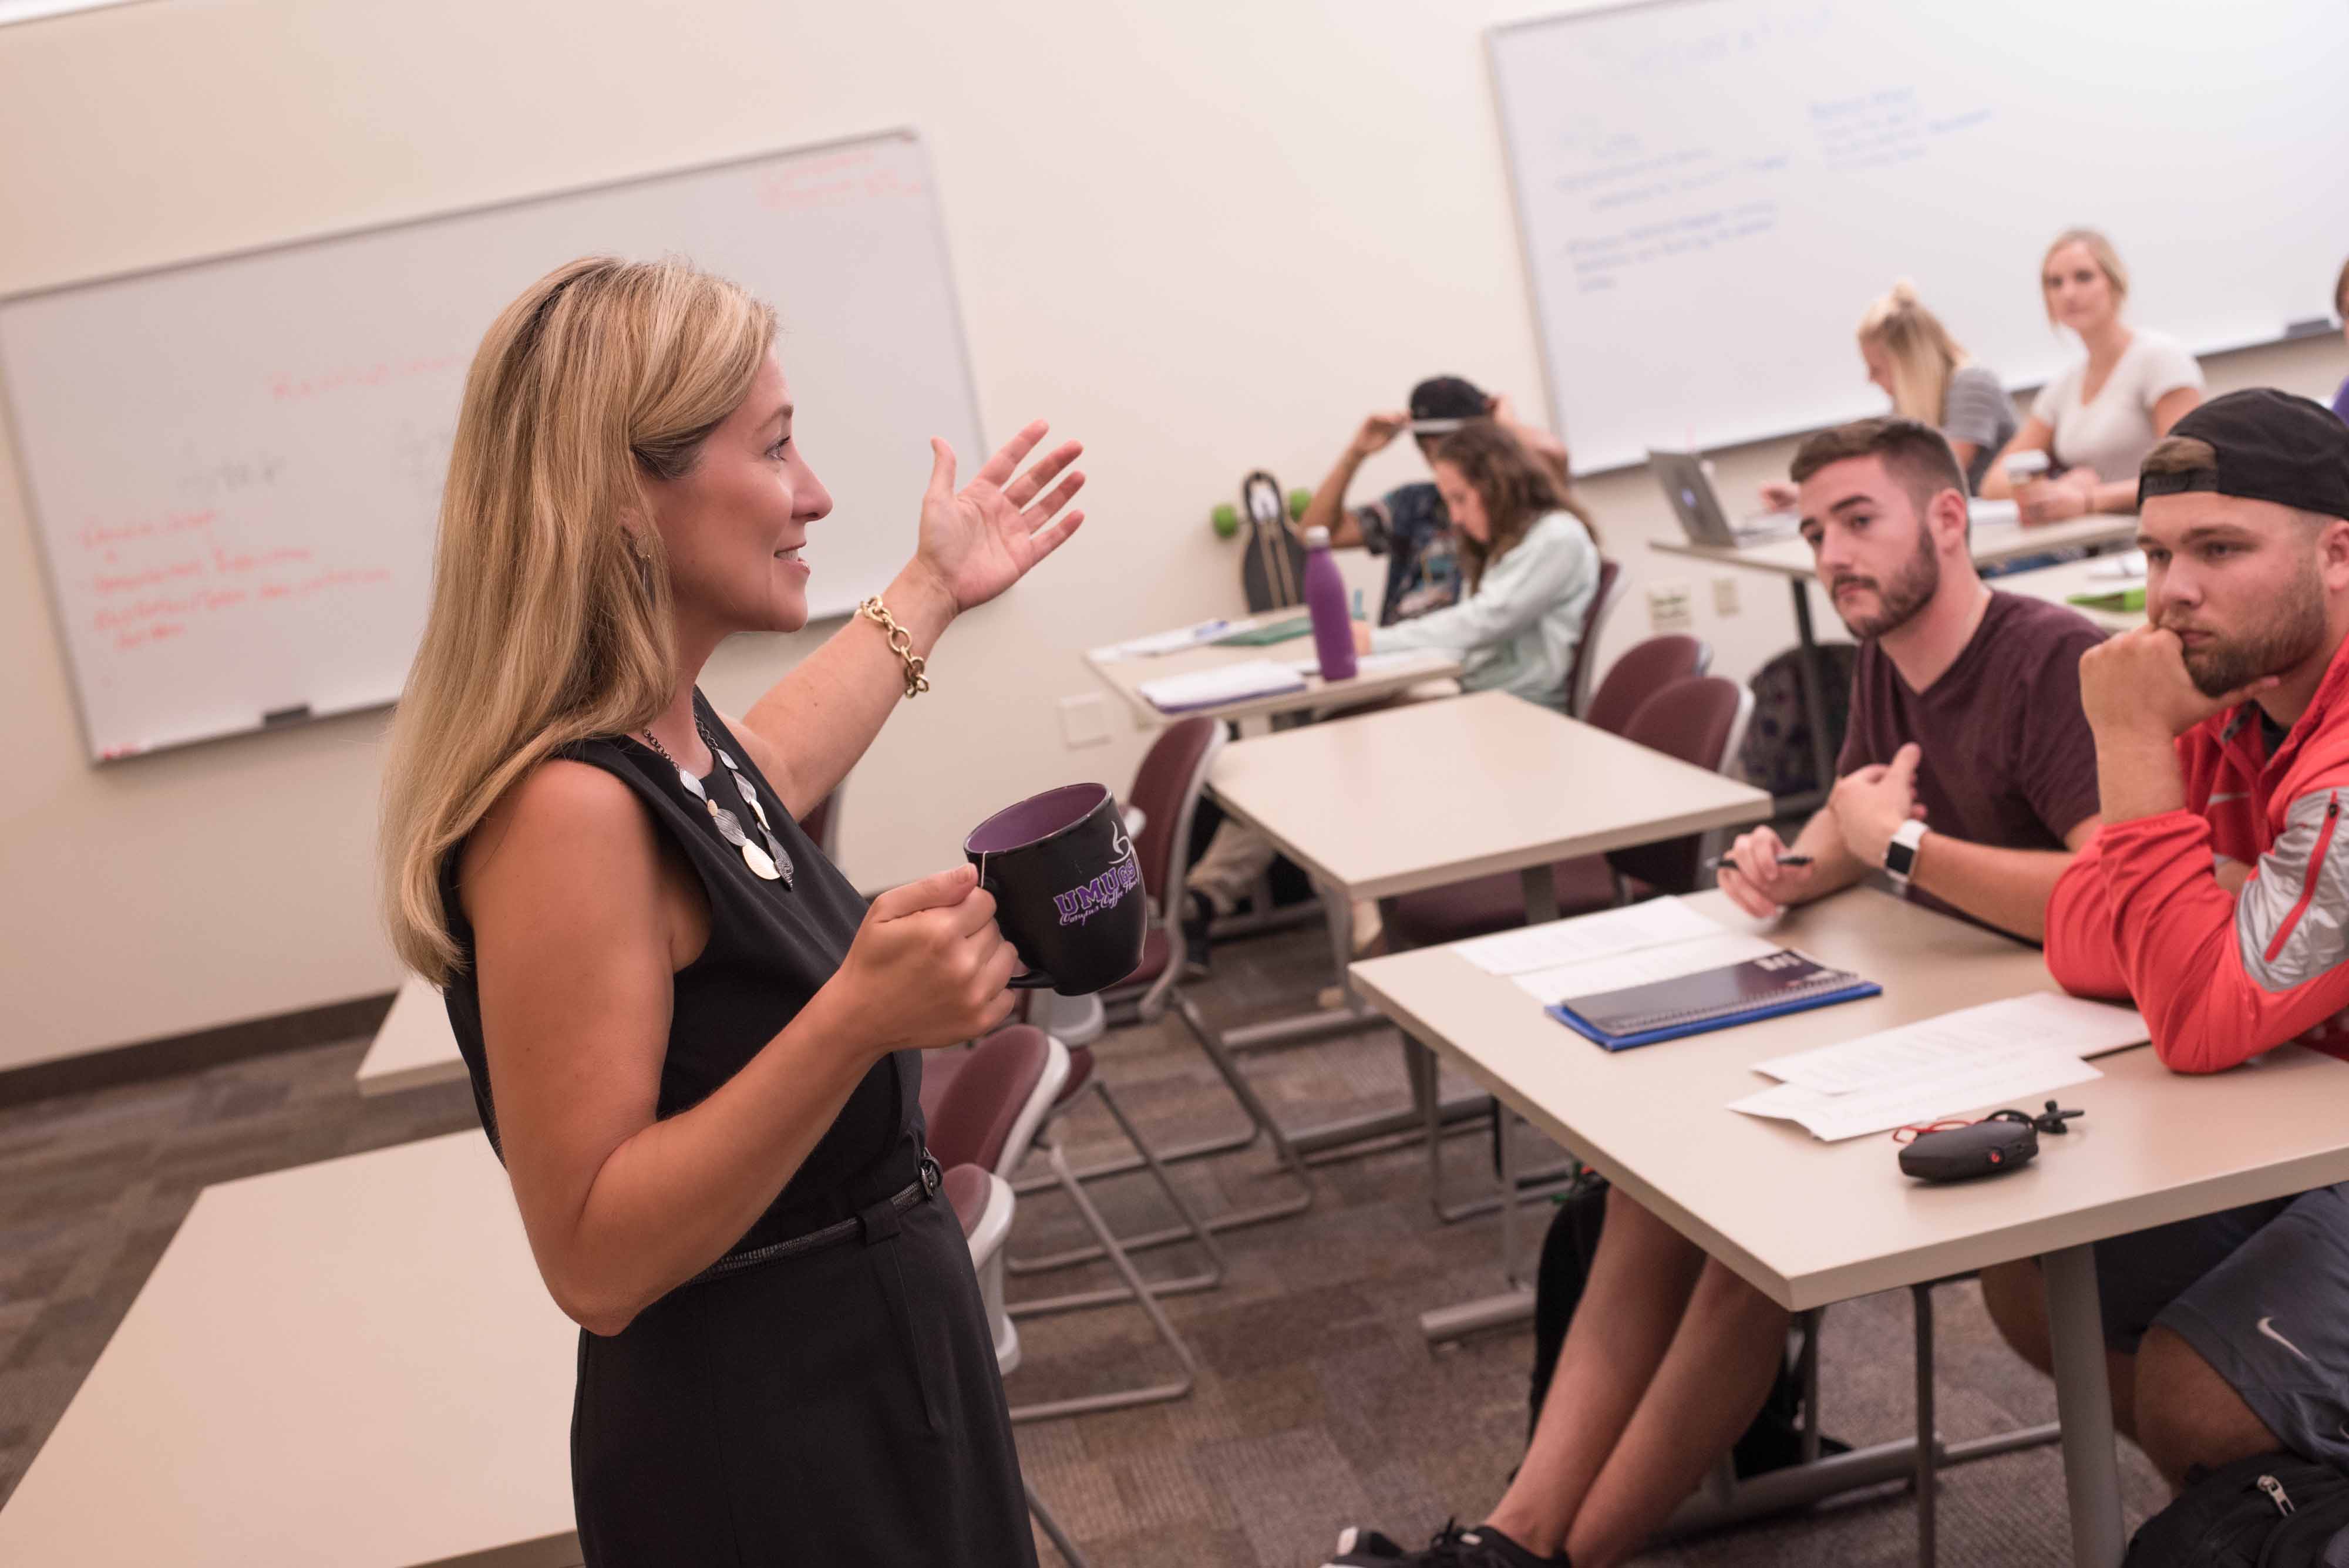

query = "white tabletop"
(1994, 554), (2147, 635)
(1350, 887), (2349, 1312)
(1651, 512), (2139, 583)
(1085, 613), (1462, 727)
(356, 973), (468, 1095)
(0, 1133), (579, 1568)
(1206, 689), (1772, 900)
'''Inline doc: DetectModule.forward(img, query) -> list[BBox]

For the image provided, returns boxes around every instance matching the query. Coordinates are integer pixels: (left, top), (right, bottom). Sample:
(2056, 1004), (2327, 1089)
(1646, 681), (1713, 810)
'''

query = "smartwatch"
(1884, 819), (1929, 890)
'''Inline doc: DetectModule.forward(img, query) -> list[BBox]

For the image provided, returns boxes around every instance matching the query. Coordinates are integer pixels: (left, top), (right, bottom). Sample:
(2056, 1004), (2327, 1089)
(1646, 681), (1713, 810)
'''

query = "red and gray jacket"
(2047, 632), (2349, 1074)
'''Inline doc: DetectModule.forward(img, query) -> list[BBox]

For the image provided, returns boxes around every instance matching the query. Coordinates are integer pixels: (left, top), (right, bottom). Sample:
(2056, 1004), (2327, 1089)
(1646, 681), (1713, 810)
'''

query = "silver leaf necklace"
(639, 720), (795, 887)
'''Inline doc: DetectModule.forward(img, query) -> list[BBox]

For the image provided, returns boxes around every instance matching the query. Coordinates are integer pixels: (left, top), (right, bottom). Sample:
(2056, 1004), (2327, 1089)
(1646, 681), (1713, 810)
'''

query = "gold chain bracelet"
(859, 596), (930, 698)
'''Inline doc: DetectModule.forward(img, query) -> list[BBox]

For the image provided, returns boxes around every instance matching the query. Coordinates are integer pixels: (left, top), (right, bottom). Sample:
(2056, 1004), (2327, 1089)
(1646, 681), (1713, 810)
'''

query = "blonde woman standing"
(380, 257), (1086, 1564)
(1980, 227), (2204, 522)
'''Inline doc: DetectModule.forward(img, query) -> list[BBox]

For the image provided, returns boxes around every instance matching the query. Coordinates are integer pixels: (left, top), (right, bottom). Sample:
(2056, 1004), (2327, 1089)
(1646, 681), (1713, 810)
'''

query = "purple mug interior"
(965, 783), (1111, 856)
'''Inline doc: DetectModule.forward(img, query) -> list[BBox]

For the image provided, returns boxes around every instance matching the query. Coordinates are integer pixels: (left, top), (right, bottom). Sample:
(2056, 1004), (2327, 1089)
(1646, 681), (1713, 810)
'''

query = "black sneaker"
(1324, 1520), (1564, 1567)
(1178, 892), (1214, 977)
(1324, 1525), (1407, 1564)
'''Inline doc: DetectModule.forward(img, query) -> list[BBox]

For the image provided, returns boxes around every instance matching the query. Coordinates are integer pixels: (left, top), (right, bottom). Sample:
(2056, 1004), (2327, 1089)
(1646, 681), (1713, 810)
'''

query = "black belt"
(687, 1152), (944, 1287)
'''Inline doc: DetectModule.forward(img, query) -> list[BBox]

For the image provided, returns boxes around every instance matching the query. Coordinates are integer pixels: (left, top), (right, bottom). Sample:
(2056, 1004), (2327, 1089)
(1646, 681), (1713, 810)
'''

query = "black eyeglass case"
(1899, 1120), (2040, 1182)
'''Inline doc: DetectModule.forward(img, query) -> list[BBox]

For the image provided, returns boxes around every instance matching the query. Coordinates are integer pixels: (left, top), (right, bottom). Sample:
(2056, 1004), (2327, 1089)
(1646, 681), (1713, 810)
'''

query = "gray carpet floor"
(0, 921), (2170, 1564)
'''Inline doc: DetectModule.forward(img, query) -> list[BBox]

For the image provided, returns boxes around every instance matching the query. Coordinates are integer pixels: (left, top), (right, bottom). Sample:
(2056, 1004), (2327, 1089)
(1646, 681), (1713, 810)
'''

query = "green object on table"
(1288, 487), (1313, 520)
(1211, 615), (1313, 647)
(1211, 502), (1241, 539)
(2067, 586), (2146, 613)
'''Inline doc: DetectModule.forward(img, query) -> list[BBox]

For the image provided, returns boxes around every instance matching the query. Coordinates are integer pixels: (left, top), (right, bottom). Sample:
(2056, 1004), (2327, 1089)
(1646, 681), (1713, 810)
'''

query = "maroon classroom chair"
(1581, 632), (1712, 739)
(922, 1025), (1209, 1421)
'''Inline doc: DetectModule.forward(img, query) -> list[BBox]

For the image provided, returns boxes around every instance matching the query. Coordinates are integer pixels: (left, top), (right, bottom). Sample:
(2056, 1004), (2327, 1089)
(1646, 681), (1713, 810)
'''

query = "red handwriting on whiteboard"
(753, 149), (926, 213)
(212, 544), (314, 575)
(78, 509), (218, 555)
(267, 354), (465, 402)
(90, 565), (393, 652)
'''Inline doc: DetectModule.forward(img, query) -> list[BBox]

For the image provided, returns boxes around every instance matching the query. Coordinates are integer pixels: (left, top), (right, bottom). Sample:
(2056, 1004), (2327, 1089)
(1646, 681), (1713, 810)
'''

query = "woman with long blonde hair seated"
(1761, 281), (2014, 507)
(379, 257), (1085, 1564)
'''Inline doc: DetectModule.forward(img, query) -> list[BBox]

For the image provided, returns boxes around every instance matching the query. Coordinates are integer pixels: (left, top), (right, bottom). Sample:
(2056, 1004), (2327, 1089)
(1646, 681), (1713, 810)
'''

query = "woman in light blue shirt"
(1354, 420), (1601, 713)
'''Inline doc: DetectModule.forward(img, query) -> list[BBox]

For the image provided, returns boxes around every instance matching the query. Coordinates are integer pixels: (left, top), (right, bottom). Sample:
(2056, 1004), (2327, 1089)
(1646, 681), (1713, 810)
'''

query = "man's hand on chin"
(2080, 626), (2277, 822)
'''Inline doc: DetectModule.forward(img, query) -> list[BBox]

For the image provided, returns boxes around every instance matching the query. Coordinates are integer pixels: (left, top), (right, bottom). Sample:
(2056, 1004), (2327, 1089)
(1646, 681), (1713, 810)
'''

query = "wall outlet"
(1057, 693), (1112, 749)
(1712, 574), (1741, 616)
(1647, 580), (1695, 634)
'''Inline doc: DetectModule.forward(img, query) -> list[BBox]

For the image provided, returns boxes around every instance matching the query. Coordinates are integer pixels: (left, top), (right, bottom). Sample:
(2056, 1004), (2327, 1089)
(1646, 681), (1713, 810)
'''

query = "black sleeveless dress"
(440, 691), (1035, 1567)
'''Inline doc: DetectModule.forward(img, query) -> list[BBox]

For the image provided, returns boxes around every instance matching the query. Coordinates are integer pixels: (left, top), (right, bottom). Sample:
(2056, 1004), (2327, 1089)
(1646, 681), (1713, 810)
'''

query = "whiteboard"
(0, 129), (982, 761)
(1489, 0), (2349, 474)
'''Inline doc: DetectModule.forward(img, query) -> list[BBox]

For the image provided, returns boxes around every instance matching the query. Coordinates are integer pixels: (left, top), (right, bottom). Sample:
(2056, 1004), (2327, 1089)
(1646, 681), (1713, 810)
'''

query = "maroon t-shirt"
(1836, 591), (2104, 915)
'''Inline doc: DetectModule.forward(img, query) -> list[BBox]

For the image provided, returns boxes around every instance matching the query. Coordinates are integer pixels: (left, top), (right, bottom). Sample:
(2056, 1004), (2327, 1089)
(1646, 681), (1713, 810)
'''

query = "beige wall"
(2, 0), (2344, 1070)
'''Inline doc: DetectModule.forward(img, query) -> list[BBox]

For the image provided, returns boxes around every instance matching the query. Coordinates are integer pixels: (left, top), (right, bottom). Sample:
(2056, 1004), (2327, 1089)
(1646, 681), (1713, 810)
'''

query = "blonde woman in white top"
(1980, 228), (2204, 523)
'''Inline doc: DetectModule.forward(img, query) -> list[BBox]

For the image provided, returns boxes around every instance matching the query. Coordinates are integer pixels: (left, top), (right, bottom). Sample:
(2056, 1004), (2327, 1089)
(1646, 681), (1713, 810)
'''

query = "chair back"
(1606, 675), (1755, 893)
(945, 1164), (1021, 1376)
(1564, 558), (1624, 719)
(1125, 716), (1225, 910)
(1584, 634), (1711, 738)
(920, 1026), (1068, 1178)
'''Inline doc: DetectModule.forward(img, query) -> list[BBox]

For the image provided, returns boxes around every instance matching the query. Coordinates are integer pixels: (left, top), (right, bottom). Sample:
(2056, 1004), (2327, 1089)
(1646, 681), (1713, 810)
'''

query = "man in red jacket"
(2003, 388), (2349, 1488)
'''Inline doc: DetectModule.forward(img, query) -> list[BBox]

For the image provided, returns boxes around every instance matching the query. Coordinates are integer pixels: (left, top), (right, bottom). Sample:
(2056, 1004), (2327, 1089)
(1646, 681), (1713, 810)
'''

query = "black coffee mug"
(964, 782), (1147, 996)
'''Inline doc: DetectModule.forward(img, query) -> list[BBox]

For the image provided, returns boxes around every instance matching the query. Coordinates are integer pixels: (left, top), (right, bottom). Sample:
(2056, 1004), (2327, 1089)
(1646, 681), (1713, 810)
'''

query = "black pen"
(1701, 853), (1813, 870)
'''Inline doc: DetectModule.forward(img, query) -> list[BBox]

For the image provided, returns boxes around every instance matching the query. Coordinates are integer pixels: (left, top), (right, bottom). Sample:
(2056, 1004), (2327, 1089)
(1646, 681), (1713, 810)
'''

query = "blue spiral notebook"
(1547, 949), (1879, 1051)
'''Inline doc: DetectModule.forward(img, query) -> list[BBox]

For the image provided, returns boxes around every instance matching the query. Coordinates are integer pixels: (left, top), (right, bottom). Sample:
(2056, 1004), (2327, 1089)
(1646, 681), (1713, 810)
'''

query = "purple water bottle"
(1301, 526), (1358, 681)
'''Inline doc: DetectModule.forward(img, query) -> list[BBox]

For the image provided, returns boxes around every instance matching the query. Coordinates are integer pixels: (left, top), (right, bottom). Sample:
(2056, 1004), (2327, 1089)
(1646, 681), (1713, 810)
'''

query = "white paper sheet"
(1452, 897), (1731, 977)
(1751, 992), (2146, 1095)
(1089, 618), (1235, 662)
(1730, 1048), (2102, 1142)
(1513, 930), (1783, 1005)
(1137, 659), (1307, 714)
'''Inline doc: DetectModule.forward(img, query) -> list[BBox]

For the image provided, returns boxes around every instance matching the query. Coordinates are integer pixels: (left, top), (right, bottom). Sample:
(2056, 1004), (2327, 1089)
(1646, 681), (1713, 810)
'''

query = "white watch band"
(1884, 818), (1929, 887)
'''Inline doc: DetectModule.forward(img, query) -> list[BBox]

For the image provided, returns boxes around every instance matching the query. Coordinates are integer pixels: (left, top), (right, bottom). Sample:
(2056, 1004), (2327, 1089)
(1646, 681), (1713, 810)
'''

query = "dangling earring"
(628, 531), (655, 597)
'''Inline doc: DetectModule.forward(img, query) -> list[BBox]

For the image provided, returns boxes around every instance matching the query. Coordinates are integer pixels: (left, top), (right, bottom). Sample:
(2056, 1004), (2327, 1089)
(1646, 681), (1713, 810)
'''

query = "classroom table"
(1993, 551), (2148, 635)
(356, 973), (467, 1095)
(1348, 886), (2349, 1568)
(1084, 611), (1462, 729)
(1202, 689), (1771, 1160)
(0, 1133), (580, 1568)
(1652, 512), (2140, 809)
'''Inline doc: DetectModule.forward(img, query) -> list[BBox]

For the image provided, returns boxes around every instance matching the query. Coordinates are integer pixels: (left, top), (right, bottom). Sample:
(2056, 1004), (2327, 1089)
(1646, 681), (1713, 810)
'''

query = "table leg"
(1520, 864), (1561, 926)
(1786, 580), (1835, 817)
(2042, 1243), (2126, 1568)
(1497, 1108), (1522, 1288)
(1322, 879), (1358, 1007)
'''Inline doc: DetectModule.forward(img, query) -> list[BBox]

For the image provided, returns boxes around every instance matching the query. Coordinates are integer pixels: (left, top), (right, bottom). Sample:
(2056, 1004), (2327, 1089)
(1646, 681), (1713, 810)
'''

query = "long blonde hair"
(1857, 280), (1973, 427)
(2040, 227), (2130, 325)
(380, 256), (776, 982)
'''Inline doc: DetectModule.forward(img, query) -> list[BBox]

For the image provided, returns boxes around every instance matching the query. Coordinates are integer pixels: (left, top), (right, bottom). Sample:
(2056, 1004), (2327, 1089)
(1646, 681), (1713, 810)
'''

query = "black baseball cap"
(1409, 375), (1489, 425)
(2139, 388), (2349, 520)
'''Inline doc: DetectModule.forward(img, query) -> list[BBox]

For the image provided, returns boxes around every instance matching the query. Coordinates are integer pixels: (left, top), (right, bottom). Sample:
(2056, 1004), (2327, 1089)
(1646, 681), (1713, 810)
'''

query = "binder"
(1210, 615), (1314, 647)
(1547, 948), (1879, 1051)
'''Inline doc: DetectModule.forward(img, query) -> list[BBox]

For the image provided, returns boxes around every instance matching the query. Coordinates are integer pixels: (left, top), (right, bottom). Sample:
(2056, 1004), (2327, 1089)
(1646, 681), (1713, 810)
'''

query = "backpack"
(1528, 1175), (1839, 1477)
(1736, 643), (1859, 799)
(2123, 1452), (2349, 1568)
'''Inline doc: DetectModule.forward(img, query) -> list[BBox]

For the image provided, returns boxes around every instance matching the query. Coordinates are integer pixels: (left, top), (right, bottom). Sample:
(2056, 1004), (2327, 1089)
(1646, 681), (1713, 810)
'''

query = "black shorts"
(2096, 1182), (2349, 1468)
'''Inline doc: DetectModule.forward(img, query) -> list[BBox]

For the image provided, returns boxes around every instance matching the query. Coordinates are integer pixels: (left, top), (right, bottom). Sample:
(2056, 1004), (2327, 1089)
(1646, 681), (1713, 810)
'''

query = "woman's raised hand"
(819, 866), (1018, 1055)
(914, 421), (1087, 613)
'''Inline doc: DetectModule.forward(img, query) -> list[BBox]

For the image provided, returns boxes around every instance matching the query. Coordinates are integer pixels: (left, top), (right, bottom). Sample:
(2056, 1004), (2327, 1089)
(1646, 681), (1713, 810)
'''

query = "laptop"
(1648, 449), (1800, 547)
